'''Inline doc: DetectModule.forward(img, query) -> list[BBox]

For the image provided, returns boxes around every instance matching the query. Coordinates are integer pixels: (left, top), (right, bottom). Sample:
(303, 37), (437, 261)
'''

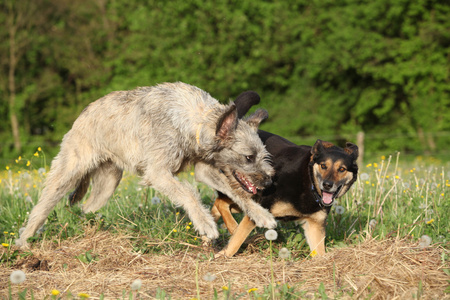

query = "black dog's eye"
(338, 166), (347, 172)
(245, 155), (255, 163)
(320, 163), (327, 170)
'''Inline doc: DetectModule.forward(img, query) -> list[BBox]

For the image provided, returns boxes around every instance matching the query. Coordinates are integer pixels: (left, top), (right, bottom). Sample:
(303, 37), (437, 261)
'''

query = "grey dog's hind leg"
(82, 161), (123, 213)
(18, 152), (94, 247)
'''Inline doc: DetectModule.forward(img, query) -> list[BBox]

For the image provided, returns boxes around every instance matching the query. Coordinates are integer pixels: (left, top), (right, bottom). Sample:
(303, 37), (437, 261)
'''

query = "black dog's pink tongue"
(322, 192), (333, 204)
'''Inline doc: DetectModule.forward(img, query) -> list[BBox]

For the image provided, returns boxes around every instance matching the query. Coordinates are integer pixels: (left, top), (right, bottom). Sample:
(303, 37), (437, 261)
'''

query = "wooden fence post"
(356, 131), (364, 166)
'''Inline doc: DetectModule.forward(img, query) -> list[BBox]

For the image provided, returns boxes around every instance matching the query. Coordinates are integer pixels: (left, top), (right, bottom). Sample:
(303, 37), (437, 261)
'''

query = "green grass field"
(0, 149), (449, 299)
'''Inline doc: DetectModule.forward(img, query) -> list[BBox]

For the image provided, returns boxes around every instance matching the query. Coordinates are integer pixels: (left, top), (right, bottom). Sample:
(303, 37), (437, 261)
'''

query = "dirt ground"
(1, 227), (448, 299)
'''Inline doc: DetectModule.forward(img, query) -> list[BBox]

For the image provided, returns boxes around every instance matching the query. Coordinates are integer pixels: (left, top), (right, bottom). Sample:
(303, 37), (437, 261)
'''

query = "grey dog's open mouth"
(321, 185), (343, 206)
(233, 171), (257, 194)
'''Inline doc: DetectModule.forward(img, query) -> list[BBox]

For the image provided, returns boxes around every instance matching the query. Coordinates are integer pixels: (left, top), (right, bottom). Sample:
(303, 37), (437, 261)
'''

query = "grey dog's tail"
(234, 91), (260, 118)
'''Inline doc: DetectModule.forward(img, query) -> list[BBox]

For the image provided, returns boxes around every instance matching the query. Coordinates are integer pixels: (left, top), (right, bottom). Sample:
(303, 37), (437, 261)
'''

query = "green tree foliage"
(0, 0), (448, 159)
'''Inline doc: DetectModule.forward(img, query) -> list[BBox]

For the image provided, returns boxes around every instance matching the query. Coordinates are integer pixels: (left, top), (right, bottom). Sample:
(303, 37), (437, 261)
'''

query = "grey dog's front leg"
(194, 162), (276, 229)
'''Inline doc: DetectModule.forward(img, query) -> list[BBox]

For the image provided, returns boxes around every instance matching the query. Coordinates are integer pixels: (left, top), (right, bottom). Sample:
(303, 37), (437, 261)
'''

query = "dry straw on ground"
(1, 227), (448, 299)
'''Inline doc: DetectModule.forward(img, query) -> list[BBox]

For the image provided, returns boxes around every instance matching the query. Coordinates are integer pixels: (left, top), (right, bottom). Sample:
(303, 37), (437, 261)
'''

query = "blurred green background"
(1, 0), (449, 163)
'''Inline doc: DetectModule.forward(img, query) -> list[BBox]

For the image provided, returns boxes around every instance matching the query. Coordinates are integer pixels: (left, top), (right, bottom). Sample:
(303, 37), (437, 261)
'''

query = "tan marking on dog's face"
(313, 158), (354, 195)
(270, 201), (303, 218)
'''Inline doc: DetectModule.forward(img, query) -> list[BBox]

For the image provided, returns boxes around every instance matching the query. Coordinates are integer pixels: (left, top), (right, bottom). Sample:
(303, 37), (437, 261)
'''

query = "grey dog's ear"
(233, 91), (261, 119)
(244, 108), (268, 131)
(216, 104), (238, 142)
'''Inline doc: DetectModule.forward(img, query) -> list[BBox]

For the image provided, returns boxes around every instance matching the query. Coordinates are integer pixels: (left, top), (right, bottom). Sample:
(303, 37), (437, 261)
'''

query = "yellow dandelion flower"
(386, 175), (389, 179)
(441, 193), (444, 197)
(310, 249), (318, 257)
(3, 231), (8, 234)
(38, 147), (42, 151)
(365, 181), (369, 185)
(33, 184), (37, 188)
(189, 222), (192, 225)
(6, 166), (9, 170)
(78, 293), (90, 298)
(248, 288), (258, 293)
(10, 233), (15, 236)
(2, 243), (9, 247)
(173, 229), (177, 233)
(176, 212), (180, 215)
(366, 163), (372, 167)
(34, 152), (39, 157)
(186, 226), (191, 230)
(410, 169), (414, 173)
(374, 163), (378, 168)
(395, 175), (400, 179)
(26, 161), (30, 167)
(222, 286), (229, 291)
(25, 193), (28, 197)
(51, 289), (60, 296)
(372, 183), (375, 187)
(190, 172), (194, 176)
(426, 219), (434, 225)
(15, 159), (18, 163)
(381, 155), (386, 160)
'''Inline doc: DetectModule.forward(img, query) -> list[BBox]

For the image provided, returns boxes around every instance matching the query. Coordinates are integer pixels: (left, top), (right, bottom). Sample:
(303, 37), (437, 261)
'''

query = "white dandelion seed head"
(265, 229), (278, 241)
(151, 196), (161, 205)
(369, 219), (377, 228)
(138, 203), (143, 209)
(402, 182), (411, 189)
(130, 279), (142, 291)
(419, 235), (432, 248)
(10, 270), (26, 284)
(279, 247), (291, 259)
(38, 168), (46, 175)
(202, 273), (217, 282)
(335, 206), (345, 215)
(360, 173), (370, 181)
(25, 196), (33, 203)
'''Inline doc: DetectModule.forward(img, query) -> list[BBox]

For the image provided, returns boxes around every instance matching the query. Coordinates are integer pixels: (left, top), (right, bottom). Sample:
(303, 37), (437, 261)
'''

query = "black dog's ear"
(244, 108), (268, 131)
(311, 139), (334, 156)
(345, 142), (359, 161)
(233, 91), (261, 119)
(216, 104), (238, 142)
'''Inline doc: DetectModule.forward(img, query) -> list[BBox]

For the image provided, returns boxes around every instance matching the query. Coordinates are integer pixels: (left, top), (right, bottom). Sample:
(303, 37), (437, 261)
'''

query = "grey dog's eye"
(245, 155), (255, 163)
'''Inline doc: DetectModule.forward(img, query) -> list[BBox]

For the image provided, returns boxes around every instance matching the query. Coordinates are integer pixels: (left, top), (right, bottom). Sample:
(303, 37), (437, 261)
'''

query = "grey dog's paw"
(248, 207), (277, 229)
(197, 222), (219, 240)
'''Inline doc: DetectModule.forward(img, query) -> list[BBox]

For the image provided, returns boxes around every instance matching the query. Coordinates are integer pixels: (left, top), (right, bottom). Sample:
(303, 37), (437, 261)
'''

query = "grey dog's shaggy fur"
(18, 82), (275, 248)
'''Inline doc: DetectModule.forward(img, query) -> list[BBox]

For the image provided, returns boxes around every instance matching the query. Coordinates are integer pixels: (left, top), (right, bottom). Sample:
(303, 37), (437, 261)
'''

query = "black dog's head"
(309, 140), (359, 207)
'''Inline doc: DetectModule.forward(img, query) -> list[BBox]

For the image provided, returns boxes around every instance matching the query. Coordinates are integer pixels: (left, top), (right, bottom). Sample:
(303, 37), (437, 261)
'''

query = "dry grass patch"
(1, 227), (448, 299)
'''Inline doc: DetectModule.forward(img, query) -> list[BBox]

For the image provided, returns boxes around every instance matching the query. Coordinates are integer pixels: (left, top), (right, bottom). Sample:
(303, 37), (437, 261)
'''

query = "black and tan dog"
(207, 94), (359, 257)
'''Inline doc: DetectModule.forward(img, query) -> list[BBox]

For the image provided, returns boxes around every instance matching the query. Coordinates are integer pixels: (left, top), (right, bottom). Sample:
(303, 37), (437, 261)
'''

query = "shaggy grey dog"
(18, 82), (275, 248)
